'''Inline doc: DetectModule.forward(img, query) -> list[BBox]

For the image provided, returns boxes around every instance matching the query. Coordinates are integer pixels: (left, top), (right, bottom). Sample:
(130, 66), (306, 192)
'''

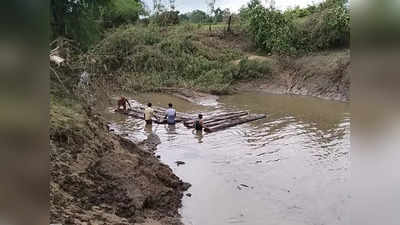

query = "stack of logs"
(115, 104), (266, 133)
(115, 106), (192, 124)
(183, 111), (266, 133)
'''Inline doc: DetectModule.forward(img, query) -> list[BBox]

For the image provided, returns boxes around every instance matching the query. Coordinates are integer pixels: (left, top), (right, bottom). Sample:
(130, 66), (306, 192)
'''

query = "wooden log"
(124, 110), (165, 124)
(133, 106), (193, 121)
(204, 115), (266, 133)
(127, 108), (189, 123)
(115, 109), (173, 124)
(184, 111), (248, 126)
(185, 112), (249, 128)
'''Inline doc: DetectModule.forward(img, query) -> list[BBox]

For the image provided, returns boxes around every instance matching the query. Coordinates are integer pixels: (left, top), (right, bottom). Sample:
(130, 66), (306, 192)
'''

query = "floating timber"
(204, 114), (267, 133)
(115, 103), (266, 132)
(115, 109), (189, 124)
(184, 112), (249, 128)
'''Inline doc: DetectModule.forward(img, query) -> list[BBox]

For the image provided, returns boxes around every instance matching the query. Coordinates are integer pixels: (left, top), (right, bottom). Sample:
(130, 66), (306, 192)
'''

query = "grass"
(84, 24), (272, 94)
(49, 95), (87, 138)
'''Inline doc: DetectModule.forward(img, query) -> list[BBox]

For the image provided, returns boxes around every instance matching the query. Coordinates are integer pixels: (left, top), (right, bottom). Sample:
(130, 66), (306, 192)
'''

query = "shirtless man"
(194, 114), (208, 131)
(117, 97), (131, 111)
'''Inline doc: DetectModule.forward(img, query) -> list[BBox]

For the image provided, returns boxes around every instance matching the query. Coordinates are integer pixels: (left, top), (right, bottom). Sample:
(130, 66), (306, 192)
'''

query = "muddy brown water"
(102, 92), (350, 225)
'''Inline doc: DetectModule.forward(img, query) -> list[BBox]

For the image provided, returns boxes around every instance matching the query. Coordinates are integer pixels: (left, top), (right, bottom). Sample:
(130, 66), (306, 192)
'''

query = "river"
(103, 92), (350, 225)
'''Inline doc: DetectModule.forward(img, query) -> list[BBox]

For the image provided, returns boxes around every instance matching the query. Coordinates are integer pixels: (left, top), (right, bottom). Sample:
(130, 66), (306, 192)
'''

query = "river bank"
(50, 98), (190, 225)
(233, 49), (350, 102)
(49, 29), (350, 225)
(49, 86), (350, 225)
(106, 92), (350, 225)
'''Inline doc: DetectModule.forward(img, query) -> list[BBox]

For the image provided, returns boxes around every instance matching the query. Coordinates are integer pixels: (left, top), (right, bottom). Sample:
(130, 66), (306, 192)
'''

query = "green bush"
(85, 25), (269, 93)
(50, 0), (145, 50)
(152, 11), (180, 26)
(103, 0), (144, 28)
(237, 58), (271, 80)
(307, 4), (350, 49)
(245, 2), (296, 54)
(241, 0), (349, 55)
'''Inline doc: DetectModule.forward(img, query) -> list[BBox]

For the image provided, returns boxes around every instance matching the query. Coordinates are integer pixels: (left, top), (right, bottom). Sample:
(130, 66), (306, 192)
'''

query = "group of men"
(144, 102), (176, 125)
(117, 97), (206, 131)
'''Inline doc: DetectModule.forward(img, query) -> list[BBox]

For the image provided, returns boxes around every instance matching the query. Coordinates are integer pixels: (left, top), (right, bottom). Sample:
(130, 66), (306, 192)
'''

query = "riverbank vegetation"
(84, 24), (272, 94)
(50, 0), (350, 224)
(240, 0), (350, 55)
(51, 0), (349, 99)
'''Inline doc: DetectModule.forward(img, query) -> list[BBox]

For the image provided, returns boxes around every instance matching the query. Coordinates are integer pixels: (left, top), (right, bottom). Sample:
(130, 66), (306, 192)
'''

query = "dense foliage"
(240, 0), (350, 55)
(103, 0), (145, 28)
(179, 8), (230, 24)
(180, 10), (210, 24)
(84, 25), (271, 94)
(153, 10), (180, 26)
(50, 0), (144, 49)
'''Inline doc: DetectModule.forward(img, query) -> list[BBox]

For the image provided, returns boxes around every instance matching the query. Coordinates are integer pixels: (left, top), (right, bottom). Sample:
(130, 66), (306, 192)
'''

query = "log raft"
(204, 114), (267, 133)
(115, 109), (189, 124)
(184, 112), (249, 128)
(115, 105), (266, 132)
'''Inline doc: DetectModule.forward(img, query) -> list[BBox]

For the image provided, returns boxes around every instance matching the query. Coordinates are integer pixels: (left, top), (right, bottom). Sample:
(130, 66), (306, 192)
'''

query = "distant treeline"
(179, 8), (231, 24)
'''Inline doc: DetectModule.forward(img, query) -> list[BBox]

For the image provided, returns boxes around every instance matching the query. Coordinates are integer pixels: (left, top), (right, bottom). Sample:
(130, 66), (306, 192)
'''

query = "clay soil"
(50, 99), (190, 225)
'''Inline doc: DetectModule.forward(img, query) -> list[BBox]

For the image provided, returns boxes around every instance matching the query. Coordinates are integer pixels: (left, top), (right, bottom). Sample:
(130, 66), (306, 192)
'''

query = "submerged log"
(133, 106), (193, 121)
(184, 111), (248, 126)
(204, 115), (266, 133)
(116, 109), (165, 124)
(185, 112), (249, 128)
(116, 108), (188, 123)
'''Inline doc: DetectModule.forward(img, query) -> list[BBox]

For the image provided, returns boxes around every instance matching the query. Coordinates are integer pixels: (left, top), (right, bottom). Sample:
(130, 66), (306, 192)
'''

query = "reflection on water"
(103, 92), (350, 225)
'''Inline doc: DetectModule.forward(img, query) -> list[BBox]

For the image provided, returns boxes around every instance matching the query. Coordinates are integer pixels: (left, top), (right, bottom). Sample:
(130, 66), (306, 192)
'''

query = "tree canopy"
(50, 0), (145, 49)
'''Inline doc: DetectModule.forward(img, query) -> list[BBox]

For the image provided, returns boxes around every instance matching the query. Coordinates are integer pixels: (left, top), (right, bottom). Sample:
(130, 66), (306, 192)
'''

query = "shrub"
(307, 4), (350, 49)
(241, 0), (350, 55)
(84, 24), (269, 94)
(153, 11), (180, 26)
(237, 58), (271, 80)
(103, 0), (145, 28)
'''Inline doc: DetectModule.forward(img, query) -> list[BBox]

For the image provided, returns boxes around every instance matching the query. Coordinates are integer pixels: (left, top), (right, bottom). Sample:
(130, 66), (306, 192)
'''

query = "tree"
(169, 0), (176, 10)
(205, 0), (216, 30)
(214, 8), (223, 22)
(103, 0), (145, 28)
(184, 10), (209, 23)
(222, 8), (231, 21)
(206, 0), (216, 17)
(50, 0), (145, 49)
(152, 0), (164, 13)
(50, 0), (110, 49)
(248, 0), (261, 10)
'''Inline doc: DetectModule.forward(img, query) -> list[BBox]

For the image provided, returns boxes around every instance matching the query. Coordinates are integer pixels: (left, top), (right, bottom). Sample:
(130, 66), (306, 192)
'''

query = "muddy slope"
(50, 99), (189, 225)
(236, 49), (350, 101)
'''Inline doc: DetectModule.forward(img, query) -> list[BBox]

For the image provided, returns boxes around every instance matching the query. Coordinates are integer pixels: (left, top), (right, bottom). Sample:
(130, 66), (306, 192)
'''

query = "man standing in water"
(144, 103), (159, 125)
(117, 96), (131, 111)
(194, 114), (207, 131)
(164, 103), (176, 125)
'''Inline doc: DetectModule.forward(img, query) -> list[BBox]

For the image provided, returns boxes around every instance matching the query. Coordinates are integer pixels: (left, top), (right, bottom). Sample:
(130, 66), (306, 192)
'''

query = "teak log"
(185, 112), (249, 128)
(204, 115), (266, 133)
(184, 111), (248, 126)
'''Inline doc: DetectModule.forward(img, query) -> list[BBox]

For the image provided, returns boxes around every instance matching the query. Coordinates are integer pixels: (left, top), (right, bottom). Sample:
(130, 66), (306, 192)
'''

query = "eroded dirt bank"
(50, 99), (190, 225)
(235, 49), (350, 102)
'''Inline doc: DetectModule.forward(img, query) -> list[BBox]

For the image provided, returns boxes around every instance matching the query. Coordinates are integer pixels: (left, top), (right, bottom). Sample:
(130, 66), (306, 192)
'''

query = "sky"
(143, 0), (324, 14)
